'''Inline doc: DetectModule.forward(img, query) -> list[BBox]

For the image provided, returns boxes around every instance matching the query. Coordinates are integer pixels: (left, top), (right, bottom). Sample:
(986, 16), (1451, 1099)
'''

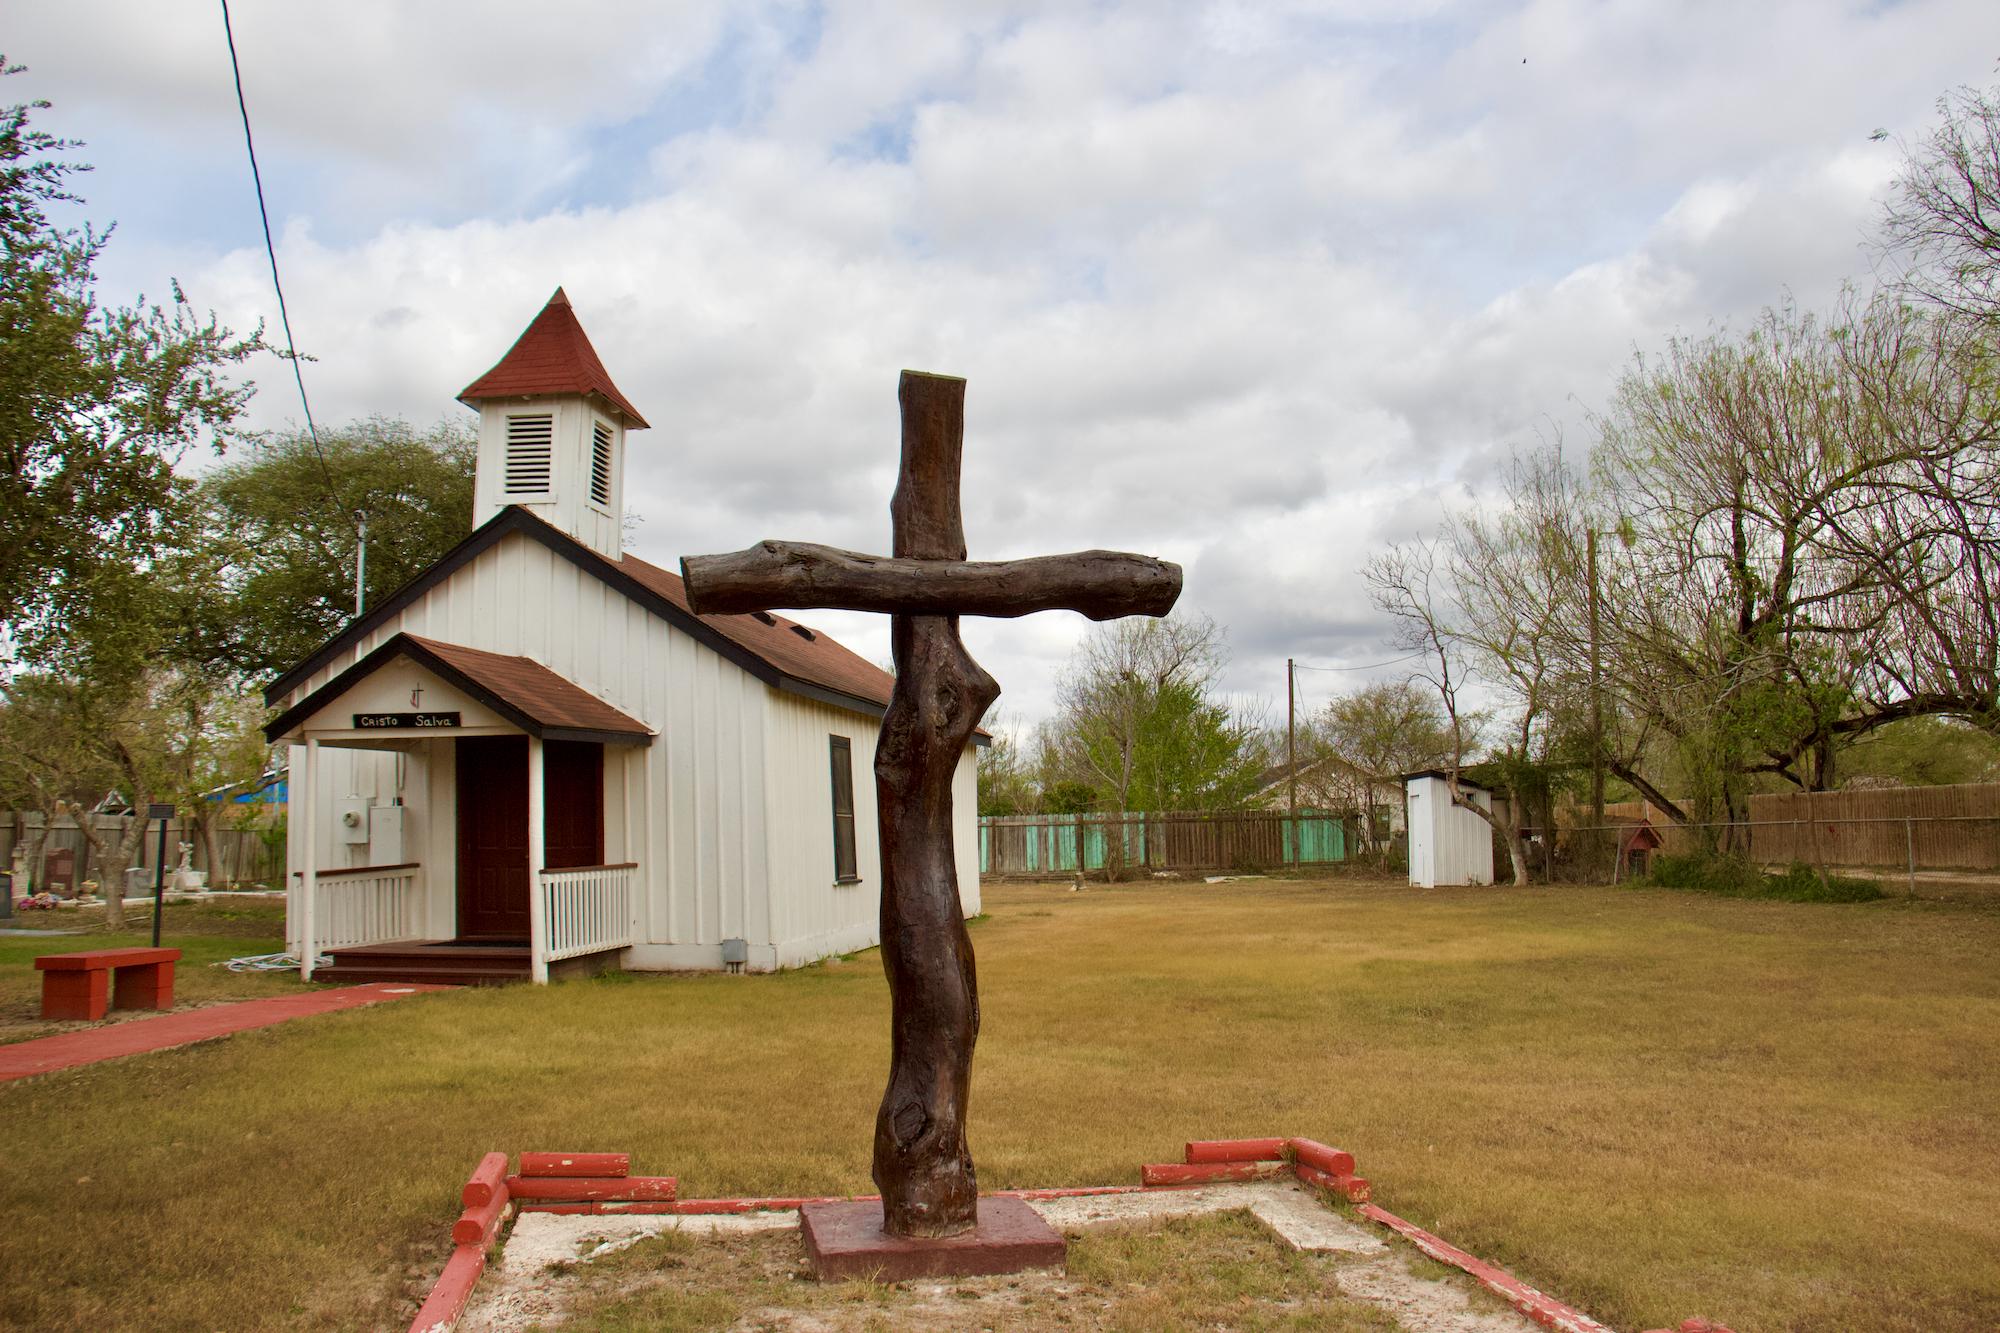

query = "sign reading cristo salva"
(352, 712), (462, 729)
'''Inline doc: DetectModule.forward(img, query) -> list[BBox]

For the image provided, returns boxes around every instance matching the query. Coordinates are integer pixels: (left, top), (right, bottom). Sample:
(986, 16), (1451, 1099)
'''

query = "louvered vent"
(590, 421), (613, 508)
(505, 415), (553, 494)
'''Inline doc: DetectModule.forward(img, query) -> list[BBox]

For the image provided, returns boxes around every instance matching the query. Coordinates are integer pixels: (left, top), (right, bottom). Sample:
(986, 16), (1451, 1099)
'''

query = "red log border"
(1141, 1160), (1289, 1186)
(503, 1175), (677, 1202)
(1359, 1203), (1617, 1333)
(1293, 1163), (1371, 1202)
(451, 1194), (509, 1247)
(461, 1152), (510, 1208)
(415, 1134), (1719, 1333)
(1287, 1138), (1357, 1176)
(1185, 1138), (1289, 1164)
(408, 1245), (485, 1333)
(519, 1151), (630, 1178)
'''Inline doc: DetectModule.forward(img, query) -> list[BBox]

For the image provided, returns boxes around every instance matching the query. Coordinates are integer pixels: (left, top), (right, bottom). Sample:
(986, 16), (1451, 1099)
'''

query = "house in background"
(263, 289), (981, 983)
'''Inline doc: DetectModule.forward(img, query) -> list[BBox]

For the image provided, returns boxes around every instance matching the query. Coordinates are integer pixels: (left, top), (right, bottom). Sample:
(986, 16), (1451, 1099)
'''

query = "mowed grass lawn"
(1, 877), (1995, 1333)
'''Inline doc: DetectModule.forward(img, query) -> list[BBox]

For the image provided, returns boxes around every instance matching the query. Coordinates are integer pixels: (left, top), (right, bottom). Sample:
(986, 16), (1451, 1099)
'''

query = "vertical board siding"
(757, 693), (895, 953)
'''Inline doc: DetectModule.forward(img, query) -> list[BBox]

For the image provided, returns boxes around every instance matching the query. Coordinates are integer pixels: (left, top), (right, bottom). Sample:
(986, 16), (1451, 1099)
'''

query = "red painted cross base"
(800, 1197), (1067, 1283)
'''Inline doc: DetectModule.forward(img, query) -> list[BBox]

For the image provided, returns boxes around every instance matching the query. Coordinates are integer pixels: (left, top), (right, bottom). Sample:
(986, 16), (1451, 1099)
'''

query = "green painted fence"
(979, 810), (1349, 875)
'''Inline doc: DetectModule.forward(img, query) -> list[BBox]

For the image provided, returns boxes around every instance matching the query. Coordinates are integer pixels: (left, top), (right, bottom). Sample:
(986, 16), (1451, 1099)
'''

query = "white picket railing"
(538, 862), (637, 963)
(294, 863), (421, 951)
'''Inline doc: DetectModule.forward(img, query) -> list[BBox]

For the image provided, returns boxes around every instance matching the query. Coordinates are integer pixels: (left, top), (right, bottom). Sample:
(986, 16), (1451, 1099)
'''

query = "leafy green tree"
(0, 67), (264, 663)
(200, 417), (476, 676)
(1039, 612), (1267, 813)
(1304, 680), (1453, 863)
(1838, 715), (2000, 787)
(1123, 677), (1267, 811)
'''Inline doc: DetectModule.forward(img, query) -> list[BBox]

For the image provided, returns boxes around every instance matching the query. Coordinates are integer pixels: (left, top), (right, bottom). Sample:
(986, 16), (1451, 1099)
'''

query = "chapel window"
(829, 735), (858, 883)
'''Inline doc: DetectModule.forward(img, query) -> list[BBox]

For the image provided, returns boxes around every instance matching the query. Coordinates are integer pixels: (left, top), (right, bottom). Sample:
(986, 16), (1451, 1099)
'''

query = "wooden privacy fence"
(1571, 783), (2000, 871)
(3, 812), (283, 892)
(980, 810), (1349, 875)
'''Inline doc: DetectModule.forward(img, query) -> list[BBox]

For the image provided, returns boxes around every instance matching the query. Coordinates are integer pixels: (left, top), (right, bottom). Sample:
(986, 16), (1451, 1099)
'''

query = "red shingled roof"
(404, 636), (654, 739)
(457, 288), (650, 428)
(616, 555), (895, 711)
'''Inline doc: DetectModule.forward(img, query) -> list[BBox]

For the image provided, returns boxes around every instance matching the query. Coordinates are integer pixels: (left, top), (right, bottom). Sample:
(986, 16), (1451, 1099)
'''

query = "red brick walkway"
(0, 983), (457, 1082)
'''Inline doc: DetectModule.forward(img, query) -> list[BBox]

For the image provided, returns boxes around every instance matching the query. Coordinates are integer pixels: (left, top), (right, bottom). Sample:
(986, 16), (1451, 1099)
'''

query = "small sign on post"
(148, 803), (175, 949)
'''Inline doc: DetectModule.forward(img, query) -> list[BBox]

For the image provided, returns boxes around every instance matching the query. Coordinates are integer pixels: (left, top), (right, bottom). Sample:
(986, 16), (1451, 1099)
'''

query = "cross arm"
(681, 541), (1181, 621)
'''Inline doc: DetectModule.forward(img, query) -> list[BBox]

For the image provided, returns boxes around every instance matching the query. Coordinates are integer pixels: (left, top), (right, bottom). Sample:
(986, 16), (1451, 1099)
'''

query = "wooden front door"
(457, 736), (530, 940)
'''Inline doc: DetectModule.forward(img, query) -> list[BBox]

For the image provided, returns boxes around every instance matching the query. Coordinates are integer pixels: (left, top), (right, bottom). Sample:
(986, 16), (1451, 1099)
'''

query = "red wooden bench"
(35, 948), (182, 1021)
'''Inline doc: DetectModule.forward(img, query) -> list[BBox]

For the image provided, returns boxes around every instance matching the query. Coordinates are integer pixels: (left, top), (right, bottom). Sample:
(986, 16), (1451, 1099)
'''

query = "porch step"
(317, 940), (531, 987)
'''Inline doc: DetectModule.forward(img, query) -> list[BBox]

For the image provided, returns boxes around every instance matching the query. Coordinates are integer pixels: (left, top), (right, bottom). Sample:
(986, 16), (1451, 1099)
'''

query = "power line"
(219, 0), (348, 534)
(1290, 653), (1422, 673)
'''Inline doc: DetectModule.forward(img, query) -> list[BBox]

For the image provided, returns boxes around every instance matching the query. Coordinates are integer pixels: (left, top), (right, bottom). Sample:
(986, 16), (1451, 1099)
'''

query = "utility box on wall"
(1404, 770), (1494, 888)
(368, 804), (406, 866)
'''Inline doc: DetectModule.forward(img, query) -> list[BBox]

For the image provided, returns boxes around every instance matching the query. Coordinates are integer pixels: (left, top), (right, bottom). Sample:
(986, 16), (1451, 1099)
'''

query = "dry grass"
(0, 877), (1995, 1332)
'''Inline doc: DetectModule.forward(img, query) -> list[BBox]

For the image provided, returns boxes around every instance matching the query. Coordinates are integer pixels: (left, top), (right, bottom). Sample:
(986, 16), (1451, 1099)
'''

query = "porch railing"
(293, 863), (421, 951)
(538, 862), (637, 964)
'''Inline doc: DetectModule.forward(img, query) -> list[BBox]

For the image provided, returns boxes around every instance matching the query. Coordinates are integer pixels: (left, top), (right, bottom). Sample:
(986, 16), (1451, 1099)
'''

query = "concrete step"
(315, 964), (528, 986)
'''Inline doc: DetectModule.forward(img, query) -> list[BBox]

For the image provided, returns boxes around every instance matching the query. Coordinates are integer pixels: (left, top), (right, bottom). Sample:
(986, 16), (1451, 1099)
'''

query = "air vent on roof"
(751, 611), (777, 626)
(791, 624), (817, 641)
(505, 415), (553, 494)
(590, 420), (613, 508)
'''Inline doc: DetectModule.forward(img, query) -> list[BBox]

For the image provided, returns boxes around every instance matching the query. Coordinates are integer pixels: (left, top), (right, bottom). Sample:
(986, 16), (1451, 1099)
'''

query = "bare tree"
(1363, 542), (1529, 884)
(1881, 83), (2000, 322)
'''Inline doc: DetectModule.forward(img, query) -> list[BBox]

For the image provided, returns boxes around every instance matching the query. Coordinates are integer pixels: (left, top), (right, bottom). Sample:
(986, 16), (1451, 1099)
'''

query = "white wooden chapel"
(263, 289), (981, 982)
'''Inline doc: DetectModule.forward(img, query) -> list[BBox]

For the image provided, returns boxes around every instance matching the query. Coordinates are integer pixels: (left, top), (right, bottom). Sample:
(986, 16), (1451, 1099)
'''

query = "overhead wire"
(218, 0), (350, 536)
(1291, 653), (1423, 673)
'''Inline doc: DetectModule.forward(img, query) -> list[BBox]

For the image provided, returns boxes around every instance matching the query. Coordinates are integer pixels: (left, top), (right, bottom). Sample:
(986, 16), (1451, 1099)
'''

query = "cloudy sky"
(13, 1), (1997, 731)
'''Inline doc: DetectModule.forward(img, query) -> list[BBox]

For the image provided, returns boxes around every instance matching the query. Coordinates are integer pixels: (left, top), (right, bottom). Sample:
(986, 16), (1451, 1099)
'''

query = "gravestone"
(45, 847), (76, 896)
(684, 370), (1180, 1268)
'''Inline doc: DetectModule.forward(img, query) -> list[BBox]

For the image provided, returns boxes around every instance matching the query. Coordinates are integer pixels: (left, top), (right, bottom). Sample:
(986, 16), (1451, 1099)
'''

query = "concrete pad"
(801, 1197), (1066, 1282)
(498, 1208), (800, 1274)
(1249, 1191), (1388, 1253)
(1022, 1180), (1383, 1252)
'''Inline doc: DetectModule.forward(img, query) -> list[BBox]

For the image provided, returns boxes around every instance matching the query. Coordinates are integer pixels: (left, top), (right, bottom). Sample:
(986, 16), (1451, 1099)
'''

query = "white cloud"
(14, 0), (1998, 728)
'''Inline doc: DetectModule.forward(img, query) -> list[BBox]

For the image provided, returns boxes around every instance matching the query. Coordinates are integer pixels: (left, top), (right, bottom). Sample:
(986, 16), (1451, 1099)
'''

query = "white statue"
(172, 841), (207, 893)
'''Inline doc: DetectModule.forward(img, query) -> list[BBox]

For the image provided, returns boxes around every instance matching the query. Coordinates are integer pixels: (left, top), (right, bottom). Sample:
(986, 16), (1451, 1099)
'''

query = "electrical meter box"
(336, 797), (372, 846)
(368, 805), (406, 866)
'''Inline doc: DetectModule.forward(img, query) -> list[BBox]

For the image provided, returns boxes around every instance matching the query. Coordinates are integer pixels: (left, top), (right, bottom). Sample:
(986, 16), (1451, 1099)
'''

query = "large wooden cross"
(683, 371), (1181, 1238)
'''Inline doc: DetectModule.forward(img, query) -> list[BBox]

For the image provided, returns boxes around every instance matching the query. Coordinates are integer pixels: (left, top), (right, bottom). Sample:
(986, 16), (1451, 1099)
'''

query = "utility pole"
(1286, 658), (1297, 865)
(1588, 530), (1605, 865)
(353, 510), (368, 618)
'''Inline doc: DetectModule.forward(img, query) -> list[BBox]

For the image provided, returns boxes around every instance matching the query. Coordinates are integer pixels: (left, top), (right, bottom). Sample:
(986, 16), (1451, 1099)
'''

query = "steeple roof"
(457, 287), (650, 428)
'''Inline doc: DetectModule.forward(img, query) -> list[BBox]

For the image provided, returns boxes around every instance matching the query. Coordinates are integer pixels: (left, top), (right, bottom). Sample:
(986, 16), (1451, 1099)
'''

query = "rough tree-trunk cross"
(683, 371), (1181, 1238)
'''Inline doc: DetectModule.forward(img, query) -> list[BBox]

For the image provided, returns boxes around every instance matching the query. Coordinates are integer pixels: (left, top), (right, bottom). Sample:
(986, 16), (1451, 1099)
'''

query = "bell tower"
(458, 288), (649, 561)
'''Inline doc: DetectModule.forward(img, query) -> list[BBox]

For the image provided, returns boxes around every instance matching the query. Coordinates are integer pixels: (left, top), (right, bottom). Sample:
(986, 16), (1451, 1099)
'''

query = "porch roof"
(264, 632), (655, 746)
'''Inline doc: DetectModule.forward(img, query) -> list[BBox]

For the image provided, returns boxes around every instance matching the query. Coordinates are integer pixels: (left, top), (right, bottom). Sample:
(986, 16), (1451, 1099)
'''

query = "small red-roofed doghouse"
(263, 290), (985, 987)
(1615, 819), (1666, 880)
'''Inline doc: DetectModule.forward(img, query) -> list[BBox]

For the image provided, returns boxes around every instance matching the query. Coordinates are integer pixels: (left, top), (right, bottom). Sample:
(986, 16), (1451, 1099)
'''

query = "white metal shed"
(1403, 770), (1494, 887)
